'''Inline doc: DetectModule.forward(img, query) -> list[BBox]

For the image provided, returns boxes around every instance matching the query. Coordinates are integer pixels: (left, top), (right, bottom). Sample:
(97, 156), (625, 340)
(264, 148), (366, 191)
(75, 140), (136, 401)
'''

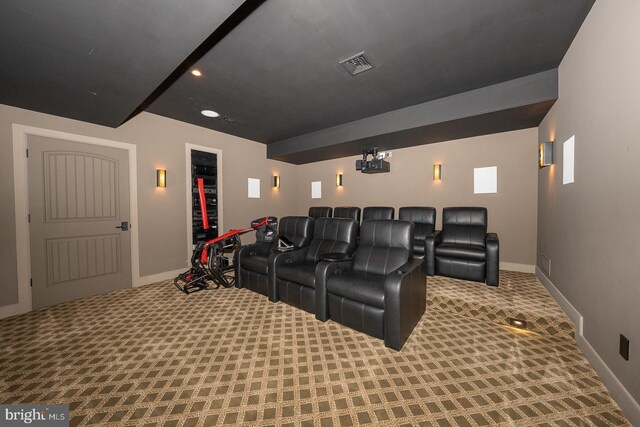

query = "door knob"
(115, 221), (129, 231)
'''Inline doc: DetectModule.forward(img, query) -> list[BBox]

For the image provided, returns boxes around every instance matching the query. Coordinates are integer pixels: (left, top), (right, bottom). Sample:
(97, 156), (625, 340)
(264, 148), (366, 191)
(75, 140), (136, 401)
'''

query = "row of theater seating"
(236, 217), (425, 350)
(309, 206), (500, 286)
(235, 207), (499, 350)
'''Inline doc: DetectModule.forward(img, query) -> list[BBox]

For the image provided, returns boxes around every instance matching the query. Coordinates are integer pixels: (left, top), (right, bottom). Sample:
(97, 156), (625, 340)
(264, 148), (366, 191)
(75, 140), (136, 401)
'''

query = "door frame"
(185, 144), (223, 262)
(11, 124), (139, 316)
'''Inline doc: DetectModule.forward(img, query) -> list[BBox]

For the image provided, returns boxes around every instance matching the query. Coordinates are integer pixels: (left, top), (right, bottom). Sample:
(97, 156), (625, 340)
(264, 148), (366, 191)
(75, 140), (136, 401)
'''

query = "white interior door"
(27, 135), (131, 309)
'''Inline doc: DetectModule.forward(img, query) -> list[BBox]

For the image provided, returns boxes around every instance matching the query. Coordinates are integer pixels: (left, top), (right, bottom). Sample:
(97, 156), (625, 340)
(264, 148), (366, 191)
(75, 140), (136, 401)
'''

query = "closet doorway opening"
(185, 145), (223, 260)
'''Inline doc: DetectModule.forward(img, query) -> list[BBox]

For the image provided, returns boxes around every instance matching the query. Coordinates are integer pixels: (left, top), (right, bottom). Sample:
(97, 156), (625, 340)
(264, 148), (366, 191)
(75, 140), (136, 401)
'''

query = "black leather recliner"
(333, 206), (361, 223)
(434, 207), (499, 286)
(272, 218), (358, 313)
(308, 206), (333, 219)
(236, 216), (314, 297)
(399, 207), (437, 274)
(316, 220), (426, 350)
(362, 206), (395, 220)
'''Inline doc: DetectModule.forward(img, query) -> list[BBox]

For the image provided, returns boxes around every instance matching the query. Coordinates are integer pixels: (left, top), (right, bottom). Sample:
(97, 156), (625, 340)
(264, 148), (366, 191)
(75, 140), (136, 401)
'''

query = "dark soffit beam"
(267, 69), (558, 164)
(123, 0), (266, 126)
(272, 100), (555, 165)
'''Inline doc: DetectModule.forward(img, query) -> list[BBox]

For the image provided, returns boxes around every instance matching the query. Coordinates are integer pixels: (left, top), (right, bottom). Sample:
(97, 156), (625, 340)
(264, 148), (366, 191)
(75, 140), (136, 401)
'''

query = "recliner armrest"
(424, 231), (439, 276)
(383, 258), (426, 350)
(268, 247), (309, 302)
(273, 247), (308, 267)
(235, 242), (272, 289)
(239, 241), (272, 257)
(390, 258), (423, 277)
(485, 233), (499, 286)
(314, 259), (354, 322)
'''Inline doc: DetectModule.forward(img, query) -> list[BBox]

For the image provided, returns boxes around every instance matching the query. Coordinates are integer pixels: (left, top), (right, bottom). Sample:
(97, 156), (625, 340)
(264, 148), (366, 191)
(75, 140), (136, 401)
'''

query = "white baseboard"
(0, 303), (20, 320)
(576, 331), (640, 426)
(535, 267), (583, 334)
(536, 267), (640, 425)
(1, 268), (185, 319)
(500, 262), (535, 273)
(135, 268), (185, 288)
(0, 268), (186, 319)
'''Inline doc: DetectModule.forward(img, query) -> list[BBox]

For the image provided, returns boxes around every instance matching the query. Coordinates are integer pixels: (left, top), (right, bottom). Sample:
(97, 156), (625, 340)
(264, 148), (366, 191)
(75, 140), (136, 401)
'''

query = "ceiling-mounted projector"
(355, 147), (390, 174)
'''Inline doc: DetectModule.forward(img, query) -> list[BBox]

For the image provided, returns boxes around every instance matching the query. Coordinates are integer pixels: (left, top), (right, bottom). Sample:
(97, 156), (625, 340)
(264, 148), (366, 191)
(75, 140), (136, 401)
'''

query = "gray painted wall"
(0, 105), (297, 307)
(538, 0), (640, 404)
(295, 128), (539, 267)
(0, 107), (539, 309)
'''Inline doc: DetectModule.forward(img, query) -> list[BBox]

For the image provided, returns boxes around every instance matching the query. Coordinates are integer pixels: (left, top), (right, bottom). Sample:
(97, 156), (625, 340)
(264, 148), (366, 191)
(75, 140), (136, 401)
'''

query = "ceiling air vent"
(339, 52), (373, 76)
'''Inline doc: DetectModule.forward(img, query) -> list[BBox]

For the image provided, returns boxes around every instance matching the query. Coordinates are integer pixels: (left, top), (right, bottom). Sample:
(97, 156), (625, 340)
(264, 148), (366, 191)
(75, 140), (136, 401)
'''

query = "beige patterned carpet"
(428, 272), (576, 338)
(0, 271), (630, 426)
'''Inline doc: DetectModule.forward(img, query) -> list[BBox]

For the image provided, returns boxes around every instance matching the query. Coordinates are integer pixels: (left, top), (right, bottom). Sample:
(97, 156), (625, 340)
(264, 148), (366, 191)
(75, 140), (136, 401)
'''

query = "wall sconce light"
(273, 175), (280, 188)
(433, 163), (442, 181)
(336, 173), (343, 187)
(539, 141), (554, 168)
(156, 169), (167, 188)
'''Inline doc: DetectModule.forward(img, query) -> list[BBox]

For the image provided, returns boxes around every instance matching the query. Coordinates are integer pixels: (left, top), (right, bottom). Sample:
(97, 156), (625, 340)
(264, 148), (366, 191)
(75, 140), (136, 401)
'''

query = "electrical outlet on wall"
(620, 334), (630, 361)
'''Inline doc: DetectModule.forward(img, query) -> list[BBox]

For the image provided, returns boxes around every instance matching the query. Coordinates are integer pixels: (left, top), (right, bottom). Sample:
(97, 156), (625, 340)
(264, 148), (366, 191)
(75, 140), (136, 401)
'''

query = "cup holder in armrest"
(321, 252), (352, 262)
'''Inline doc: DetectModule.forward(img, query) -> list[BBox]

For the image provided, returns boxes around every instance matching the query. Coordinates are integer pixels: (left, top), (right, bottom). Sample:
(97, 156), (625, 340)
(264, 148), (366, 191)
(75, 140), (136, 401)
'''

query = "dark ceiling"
(1, 0), (594, 164)
(0, 0), (246, 127)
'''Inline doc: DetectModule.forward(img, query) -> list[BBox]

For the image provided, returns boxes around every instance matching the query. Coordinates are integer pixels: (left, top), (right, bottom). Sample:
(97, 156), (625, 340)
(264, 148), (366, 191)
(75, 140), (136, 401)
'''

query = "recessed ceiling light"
(191, 69), (202, 77)
(201, 110), (219, 118)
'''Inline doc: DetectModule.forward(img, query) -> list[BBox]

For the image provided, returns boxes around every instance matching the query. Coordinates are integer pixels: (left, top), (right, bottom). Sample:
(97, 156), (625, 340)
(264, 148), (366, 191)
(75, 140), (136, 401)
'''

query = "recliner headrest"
(399, 207), (436, 225)
(308, 206), (333, 219)
(442, 207), (487, 227)
(333, 206), (361, 223)
(362, 206), (395, 220)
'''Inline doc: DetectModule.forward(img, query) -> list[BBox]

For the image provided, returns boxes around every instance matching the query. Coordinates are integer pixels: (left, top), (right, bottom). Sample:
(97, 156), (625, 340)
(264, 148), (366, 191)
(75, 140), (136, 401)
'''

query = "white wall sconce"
(539, 141), (554, 168)
(433, 163), (442, 181)
(156, 169), (167, 188)
(336, 173), (343, 187)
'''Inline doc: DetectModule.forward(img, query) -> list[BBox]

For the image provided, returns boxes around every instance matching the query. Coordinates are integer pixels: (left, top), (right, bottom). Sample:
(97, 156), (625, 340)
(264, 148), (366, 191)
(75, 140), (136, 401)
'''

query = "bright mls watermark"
(1, 405), (68, 426)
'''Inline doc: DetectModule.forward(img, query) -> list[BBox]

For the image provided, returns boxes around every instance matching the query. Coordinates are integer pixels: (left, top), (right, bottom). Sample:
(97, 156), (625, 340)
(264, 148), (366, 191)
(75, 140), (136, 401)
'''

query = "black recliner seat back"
(308, 206), (332, 219)
(399, 207), (435, 242)
(277, 216), (314, 248)
(333, 206), (361, 223)
(304, 218), (358, 263)
(362, 206), (395, 221)
(441, 207), (487, 246)
(353, 220), (414, 276)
